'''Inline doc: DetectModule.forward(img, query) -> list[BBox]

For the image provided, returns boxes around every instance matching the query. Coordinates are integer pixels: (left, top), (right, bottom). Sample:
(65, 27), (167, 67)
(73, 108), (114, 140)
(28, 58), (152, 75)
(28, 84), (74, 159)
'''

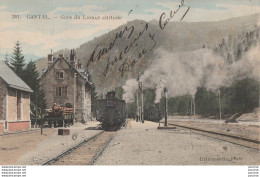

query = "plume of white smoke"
(140, 48), (228, 102)
(122, 78), (139, 102)
(122, 45), (260, 103)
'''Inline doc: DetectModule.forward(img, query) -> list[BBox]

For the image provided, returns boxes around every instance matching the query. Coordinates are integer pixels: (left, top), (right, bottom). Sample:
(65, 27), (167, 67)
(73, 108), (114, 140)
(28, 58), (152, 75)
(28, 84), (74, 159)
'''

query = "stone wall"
(85, 86), (92, 120)
(40, 59), (78, 108)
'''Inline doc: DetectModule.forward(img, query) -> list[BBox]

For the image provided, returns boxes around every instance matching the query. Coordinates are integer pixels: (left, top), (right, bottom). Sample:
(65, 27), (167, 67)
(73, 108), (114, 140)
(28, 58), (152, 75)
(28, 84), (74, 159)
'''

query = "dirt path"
(0, 121), (102, 165)
(0, 129), (56, 165)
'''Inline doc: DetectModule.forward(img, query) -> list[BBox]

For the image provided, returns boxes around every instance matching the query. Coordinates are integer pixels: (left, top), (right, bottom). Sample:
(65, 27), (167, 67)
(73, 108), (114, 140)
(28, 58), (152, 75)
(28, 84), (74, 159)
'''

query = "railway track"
(168, 123), (260, 150)
(43, 130), (116, 165)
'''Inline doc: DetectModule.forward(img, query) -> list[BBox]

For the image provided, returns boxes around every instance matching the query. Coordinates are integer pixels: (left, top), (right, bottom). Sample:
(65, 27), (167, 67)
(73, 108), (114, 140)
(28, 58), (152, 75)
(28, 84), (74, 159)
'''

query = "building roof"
(0, 61), (33, 93)
(40, 57), (93, 88)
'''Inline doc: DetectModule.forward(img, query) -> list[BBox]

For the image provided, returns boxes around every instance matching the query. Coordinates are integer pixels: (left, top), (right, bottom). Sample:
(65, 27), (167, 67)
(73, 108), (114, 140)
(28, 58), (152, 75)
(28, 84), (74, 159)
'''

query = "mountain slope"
(36, 13), (260, 93)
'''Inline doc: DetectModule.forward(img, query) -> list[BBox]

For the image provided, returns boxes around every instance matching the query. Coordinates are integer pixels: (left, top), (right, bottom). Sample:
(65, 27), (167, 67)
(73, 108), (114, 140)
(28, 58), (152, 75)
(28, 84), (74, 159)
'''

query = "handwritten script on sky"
(86, 0), (190, 77)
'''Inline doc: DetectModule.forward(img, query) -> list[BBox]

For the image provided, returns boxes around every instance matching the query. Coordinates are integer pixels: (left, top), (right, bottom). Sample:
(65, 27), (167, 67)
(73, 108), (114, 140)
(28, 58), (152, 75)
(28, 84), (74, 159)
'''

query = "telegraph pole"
(138, 79), (144, 123)
(136, 75), (139, 122)
(218, 89), (222, 120)
(141, 83), (144, 123)
(164, 87), (168, 126)
(190, 96), (193, 116)
(136, 92), (139, 122)
(193, 95), (195, 115)
(35, 90), (37, 127)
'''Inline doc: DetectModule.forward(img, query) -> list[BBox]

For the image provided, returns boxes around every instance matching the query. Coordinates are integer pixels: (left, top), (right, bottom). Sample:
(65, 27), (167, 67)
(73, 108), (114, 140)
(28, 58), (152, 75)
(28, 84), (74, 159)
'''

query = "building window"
(56, 85), (68, 98)
(17, 91), (22, 120)
(62, 86), (68, 97)
(56, 70), (64, 80)
(57, 87), (62, 97)
(59, 71), (64, 79)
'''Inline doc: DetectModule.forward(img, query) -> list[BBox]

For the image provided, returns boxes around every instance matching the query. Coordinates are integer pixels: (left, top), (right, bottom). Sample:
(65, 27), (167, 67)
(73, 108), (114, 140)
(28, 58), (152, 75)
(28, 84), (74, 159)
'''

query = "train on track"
(144, 104), (162, 122)
(97, 91), (127, 130)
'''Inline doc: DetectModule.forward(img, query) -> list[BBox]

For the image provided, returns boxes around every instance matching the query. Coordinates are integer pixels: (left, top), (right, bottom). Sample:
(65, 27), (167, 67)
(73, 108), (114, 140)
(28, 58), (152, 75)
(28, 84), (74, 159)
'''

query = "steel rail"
(88, 132), (117, 165)
(42, 130), (105, 165)
(168, 123), (259, 150)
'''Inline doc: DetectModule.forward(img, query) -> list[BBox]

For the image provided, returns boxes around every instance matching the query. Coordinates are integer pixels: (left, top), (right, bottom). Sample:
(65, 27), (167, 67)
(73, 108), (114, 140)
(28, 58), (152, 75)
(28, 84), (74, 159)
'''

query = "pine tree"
(10, 41), (25, 79)
(23, 61), (47, 118)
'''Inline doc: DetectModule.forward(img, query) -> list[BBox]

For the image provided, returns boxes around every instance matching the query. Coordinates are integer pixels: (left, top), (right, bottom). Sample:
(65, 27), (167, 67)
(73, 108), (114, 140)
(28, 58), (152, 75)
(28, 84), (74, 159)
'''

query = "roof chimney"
(47, 49), (54, 68)
(70, 49), (77, 67)
(77, 59), (82, 69)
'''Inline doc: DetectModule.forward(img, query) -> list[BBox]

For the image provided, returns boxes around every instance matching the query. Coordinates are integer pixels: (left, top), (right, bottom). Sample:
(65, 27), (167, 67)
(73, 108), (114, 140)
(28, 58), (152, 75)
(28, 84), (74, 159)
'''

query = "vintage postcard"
(0, 0), (259, 176)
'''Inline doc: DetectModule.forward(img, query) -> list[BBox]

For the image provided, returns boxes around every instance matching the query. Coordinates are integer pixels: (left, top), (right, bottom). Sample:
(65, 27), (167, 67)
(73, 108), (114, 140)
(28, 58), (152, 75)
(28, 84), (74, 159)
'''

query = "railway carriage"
(45, 103), (75, 127)
(144, 104), (162, 122)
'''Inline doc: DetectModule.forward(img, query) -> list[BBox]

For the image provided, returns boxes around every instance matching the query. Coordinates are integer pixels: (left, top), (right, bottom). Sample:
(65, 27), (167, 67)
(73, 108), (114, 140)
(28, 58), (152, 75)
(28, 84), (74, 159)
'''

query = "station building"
(39, 50), (93, 122)
(0, 61), (33, 134)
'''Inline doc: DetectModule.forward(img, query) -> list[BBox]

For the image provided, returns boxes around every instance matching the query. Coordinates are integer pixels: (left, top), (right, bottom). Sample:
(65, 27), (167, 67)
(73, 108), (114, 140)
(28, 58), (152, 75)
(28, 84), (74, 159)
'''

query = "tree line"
(5, 41), (47, 119)
(125, 78), (259, 120)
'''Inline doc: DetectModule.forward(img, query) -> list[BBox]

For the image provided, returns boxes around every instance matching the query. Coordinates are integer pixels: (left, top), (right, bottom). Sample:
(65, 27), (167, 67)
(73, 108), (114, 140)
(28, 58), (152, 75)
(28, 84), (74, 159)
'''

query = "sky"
(0, 0), (259, 60)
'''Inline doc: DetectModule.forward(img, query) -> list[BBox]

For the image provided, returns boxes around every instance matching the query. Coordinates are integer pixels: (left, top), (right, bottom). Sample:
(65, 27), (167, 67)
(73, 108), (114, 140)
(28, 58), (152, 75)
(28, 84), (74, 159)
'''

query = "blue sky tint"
(1, 0), (259, 13)
(0, 0), (259, 59)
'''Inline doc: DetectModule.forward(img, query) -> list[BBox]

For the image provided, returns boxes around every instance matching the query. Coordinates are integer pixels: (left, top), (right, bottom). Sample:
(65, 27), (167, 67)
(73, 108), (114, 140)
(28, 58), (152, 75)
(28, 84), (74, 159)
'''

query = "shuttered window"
(59, 71), (64, 79)
(56, 85), (68, 98)
(62, 86), (67, 98)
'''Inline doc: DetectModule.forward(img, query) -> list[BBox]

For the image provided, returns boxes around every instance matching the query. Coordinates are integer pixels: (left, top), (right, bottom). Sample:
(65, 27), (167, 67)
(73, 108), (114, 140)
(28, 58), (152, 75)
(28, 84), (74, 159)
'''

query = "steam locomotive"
(97, 91), (127, 130)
